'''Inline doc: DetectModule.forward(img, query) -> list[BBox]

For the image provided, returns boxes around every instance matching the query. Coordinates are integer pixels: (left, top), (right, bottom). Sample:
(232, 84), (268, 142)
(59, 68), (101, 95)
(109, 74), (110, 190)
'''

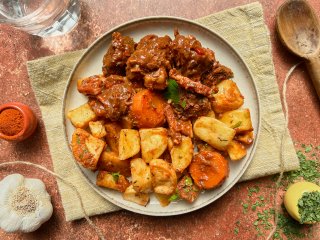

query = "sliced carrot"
(189, 150), (229, 190)
(130, 89), (166, 128)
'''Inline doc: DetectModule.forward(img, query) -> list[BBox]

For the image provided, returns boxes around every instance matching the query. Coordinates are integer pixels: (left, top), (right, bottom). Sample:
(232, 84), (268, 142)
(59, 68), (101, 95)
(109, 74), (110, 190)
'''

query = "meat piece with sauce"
(126, 34), (172, 90)
(77, 75), (106, 96)
(172, 90), (211, 120)
(201, 62), (234, 87)
(102, 32), (135, 76)
(97, 83), (133, 121)
(171, 30), (215, 81)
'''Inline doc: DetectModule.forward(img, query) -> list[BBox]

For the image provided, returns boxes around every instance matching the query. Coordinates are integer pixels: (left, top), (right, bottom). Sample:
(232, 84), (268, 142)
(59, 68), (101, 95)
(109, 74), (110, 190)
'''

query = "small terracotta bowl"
(0, 102), (37, 142)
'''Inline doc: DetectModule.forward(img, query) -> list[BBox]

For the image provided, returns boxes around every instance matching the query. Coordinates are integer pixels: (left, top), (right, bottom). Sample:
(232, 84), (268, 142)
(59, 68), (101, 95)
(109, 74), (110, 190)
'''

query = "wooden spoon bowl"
(276, 0), (320, 98)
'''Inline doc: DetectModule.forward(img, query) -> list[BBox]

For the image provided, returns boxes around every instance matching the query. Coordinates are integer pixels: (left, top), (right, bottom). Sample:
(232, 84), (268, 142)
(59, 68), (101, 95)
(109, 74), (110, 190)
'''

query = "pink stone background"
(0, 0), (319, 239)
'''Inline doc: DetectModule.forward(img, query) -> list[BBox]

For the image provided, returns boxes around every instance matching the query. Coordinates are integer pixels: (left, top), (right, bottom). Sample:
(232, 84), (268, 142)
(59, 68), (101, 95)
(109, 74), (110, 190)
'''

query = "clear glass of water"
(0, 0), (80, 37)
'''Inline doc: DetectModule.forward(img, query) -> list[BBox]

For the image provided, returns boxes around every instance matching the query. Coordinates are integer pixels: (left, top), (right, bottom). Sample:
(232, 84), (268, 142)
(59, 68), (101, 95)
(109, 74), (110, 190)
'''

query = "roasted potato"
(140, 128), (168, 163)
(193, 117), (236, 151)
(71, 128), (105, 170)
(211, 79), (244, 113)
(98, 150), (131, 176)
(170, 136), (193, 173)
(96, 171), (129, 192)
(150, 159), (177, 195)
(89, 120), (106, 138)
(235, 131), (254, 145)
(123, 185), (150, 206)
(104, 122), (122, 154)
(219, 108), (253, 133)
(119, 129), (141, 160)
(130, 158), (152, 193)
(67, 103), (97, 128)
(227, 140), (247, 161)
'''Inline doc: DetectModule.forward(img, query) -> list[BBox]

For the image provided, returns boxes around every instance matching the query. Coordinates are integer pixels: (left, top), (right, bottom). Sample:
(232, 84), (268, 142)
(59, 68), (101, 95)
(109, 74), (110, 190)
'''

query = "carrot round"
(130, 89), (166, 128)
(189, 150), (229, 190)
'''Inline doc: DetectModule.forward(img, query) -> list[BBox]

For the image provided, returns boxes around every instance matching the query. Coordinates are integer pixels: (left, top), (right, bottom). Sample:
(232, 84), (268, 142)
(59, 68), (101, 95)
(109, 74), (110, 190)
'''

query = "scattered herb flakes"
(180, 100), (187, 109)
(184, 176), (193, 186)
(305, 145), (312, 153)
(316, 145), (320, 151)
(248, 186), (260, 197)
(231, 121), (242, 129)
(283, 150), (320, 185)
(111, 172), (120, 182)
(251, 200), (265, 211)
(168, 193), (180, 202)
(275, 212), (306, 240)
(298, 191), (320, 224)
(242, 203), (249, 213)
(234, 227), (239, 235)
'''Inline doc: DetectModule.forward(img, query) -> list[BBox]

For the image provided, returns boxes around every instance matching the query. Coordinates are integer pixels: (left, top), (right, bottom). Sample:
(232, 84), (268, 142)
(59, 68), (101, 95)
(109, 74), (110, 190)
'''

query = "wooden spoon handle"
(306, 56), (320, 99)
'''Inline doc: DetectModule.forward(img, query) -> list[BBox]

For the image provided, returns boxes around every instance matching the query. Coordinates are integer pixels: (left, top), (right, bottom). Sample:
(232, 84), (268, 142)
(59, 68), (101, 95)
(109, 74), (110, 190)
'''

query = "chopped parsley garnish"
(231, 121), (242, 129)
(111, 172), (120, 182)
(164, 79), (180, 104)
(168, 193), (180, 202)
(298, 191), (320, 224)
(185, 176), (193, 187)
(181, 100), (187, 109)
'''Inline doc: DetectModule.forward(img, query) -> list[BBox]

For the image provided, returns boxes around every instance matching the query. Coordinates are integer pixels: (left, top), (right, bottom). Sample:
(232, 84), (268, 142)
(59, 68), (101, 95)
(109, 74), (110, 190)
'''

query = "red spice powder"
(0, 108), (24, 136)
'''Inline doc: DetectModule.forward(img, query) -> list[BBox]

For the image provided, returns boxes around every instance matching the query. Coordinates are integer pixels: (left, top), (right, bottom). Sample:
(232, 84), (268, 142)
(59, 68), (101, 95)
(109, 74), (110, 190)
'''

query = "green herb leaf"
(164, 79), (180, 104)
(231, 121), (242, 129)
(168, 193), (180, 202)
(111, 172), (120, 182)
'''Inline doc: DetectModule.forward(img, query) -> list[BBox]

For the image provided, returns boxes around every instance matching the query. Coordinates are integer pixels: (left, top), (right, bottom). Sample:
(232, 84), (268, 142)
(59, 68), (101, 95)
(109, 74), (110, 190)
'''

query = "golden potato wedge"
(67, 103), (97, 128)
(170, 136), (193, 172)
(130, 158), (152, 193)
(219, 109), (253, 133)
(89, 120), (106, 138)
(139, 128), (168, 163)
(150, 159), (177, 195)
(71, 128), (105, 170)
(96, 171), (129, 192)
(119, 129), (140, 160)
(98, 151), (131, 177)
(227, 140), (247, 161)
(193, 117), (236, 151)
(123, 185), (149, 206)
(235, 131), (254, 145)
(211, 79), (244, 113)
(104, 122), (122, 154)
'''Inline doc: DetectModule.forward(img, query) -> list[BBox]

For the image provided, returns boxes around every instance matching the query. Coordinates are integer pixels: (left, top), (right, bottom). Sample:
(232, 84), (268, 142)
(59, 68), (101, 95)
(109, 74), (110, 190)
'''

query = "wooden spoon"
(276, 0), (320, 99)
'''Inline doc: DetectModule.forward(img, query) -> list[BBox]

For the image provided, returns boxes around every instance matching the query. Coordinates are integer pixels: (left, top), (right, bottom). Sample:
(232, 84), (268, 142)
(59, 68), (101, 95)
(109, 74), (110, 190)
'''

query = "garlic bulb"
(0, 174), (53, 233)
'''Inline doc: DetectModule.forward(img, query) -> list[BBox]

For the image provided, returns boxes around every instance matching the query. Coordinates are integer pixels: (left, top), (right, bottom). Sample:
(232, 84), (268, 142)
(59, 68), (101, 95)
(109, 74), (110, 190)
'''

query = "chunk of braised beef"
(88, 98), (107, 117)
(126, 34), (172, 90)
(171, 30), (215, 80)
(104, 75), (127, 89)
(102, 32), (135, 76)
(201, 62), (234, 88)
(164, 105), (193, 145)
(176, 175), (200, 203)
(172, 90), (211, 120)
(77, 75), (106, 96)
(97, 83), (133, 121)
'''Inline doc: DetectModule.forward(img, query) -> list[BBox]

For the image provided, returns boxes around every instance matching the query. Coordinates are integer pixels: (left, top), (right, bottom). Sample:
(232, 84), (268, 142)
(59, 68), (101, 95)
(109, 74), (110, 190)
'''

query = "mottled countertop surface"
(0, 0), (319, 239)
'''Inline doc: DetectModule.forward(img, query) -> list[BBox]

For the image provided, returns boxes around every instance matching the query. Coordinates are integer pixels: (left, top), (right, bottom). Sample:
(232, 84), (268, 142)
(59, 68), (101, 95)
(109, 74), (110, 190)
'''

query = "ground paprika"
(0, 108), (24, 136)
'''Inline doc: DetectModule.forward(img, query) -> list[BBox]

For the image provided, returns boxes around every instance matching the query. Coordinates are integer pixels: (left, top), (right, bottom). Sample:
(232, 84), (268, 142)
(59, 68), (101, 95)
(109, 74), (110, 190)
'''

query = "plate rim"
(62, 16), (261, 216)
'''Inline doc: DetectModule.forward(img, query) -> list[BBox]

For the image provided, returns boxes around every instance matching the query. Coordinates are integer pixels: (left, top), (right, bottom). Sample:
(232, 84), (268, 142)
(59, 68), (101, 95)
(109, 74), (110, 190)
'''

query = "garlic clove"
(24, 178), (47, 193)
(21, 214), (42, 233)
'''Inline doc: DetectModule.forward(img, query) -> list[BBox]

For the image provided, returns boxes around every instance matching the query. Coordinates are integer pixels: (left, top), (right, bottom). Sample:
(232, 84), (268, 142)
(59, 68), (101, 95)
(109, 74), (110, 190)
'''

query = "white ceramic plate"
(63, 17), (260, 216)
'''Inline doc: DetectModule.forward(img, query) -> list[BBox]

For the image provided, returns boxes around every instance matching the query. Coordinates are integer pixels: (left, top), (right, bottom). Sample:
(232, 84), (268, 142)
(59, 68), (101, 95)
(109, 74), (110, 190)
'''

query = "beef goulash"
(67, 30), (254, 207)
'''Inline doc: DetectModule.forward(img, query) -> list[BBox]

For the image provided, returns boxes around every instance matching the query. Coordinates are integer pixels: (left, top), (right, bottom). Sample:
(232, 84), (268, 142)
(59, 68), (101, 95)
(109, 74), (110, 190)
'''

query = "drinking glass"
(0, 0), (80, 37)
